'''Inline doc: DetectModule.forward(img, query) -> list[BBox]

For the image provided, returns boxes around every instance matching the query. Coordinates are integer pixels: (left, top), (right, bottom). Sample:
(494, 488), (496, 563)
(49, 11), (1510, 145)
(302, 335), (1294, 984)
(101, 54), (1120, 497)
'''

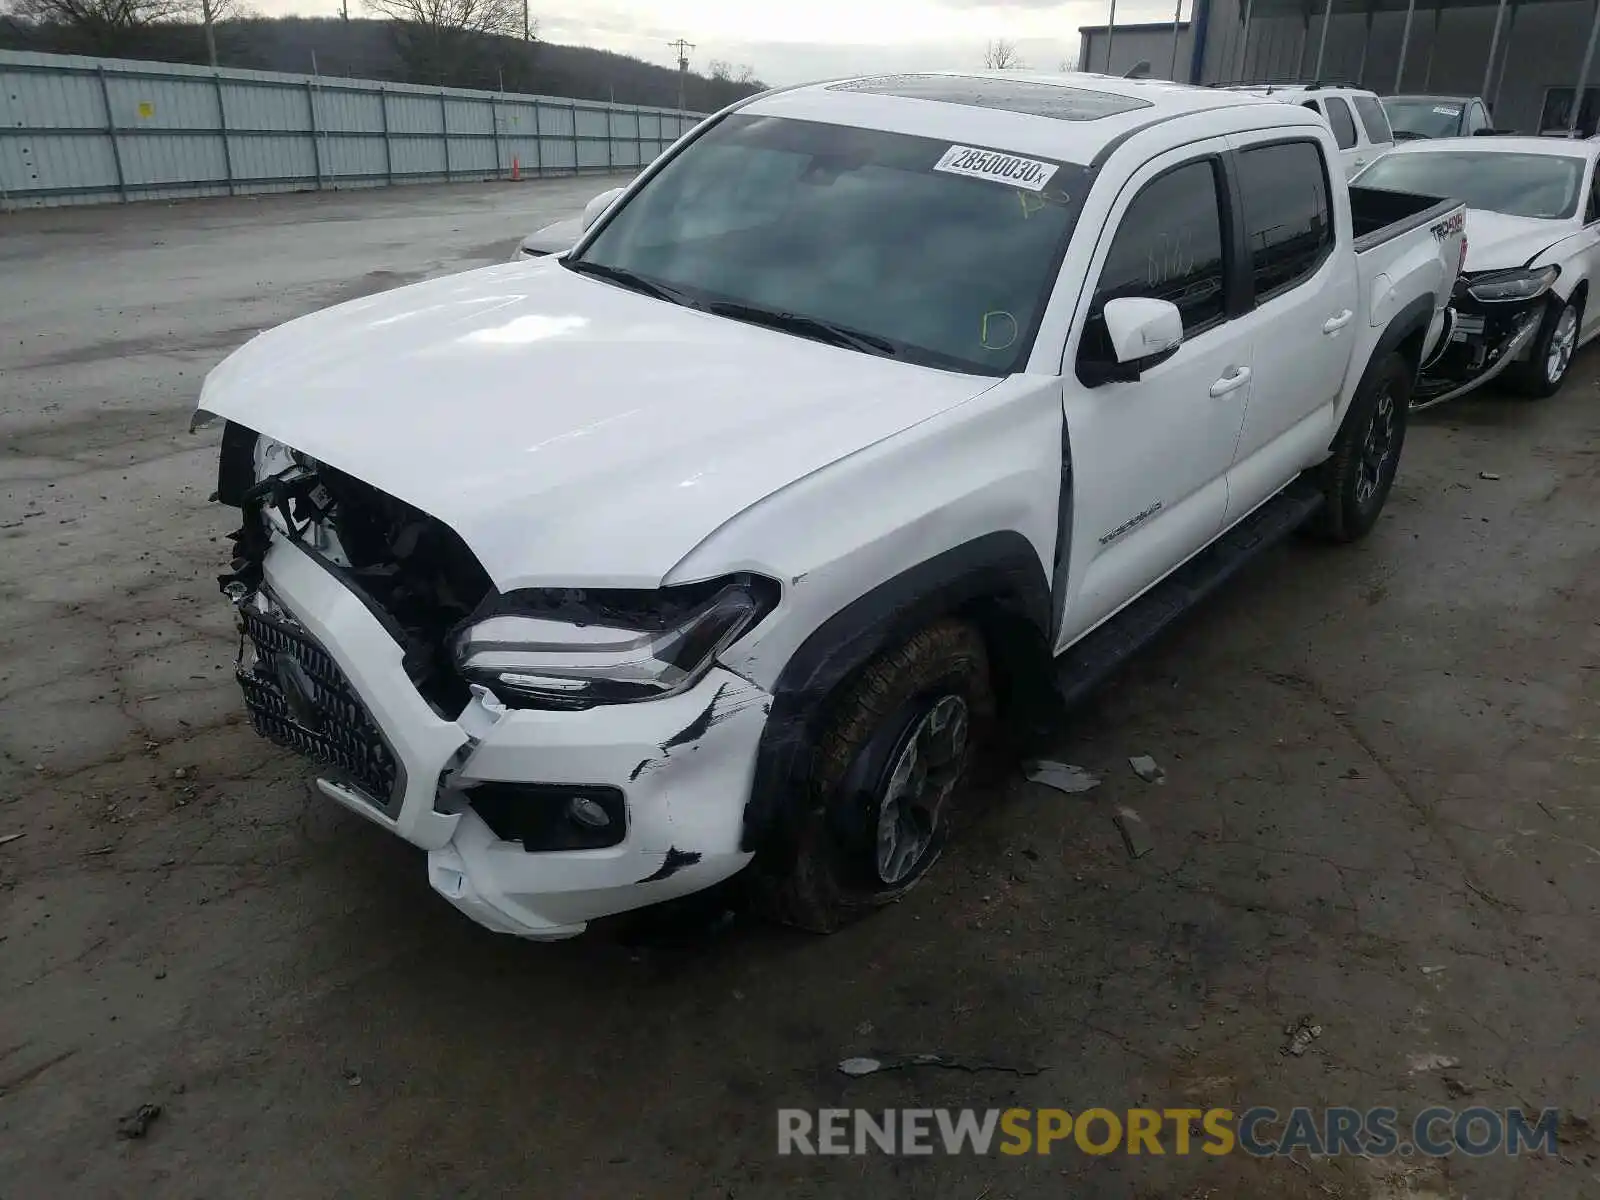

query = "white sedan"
(1354, 136), (1600, 405)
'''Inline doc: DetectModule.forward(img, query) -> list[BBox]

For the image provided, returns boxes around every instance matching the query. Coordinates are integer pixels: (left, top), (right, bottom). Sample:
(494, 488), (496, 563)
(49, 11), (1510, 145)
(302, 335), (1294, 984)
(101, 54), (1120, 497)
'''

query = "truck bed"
(1349, 185), (1461, 254)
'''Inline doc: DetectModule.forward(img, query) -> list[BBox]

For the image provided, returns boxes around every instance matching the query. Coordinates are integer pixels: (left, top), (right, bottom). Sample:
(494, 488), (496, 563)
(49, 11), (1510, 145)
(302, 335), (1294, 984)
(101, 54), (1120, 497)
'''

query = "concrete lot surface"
(1, 180), (1598, 1199)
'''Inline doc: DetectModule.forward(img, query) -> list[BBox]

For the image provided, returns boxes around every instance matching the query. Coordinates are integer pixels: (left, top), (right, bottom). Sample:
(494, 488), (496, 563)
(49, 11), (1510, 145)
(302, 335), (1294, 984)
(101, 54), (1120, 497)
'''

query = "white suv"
(1225, 84), (1396, 178)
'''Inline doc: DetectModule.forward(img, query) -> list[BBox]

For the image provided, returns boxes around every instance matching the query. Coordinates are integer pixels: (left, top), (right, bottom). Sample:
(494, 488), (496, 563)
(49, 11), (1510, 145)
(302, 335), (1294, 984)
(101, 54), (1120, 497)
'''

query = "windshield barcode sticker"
(934, 145), (1058, 192)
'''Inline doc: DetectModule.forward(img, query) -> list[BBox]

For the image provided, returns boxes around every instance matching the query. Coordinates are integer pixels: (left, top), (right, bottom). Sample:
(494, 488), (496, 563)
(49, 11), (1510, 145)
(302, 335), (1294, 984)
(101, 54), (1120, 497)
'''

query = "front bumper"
(245, 537), (766, 939)
(1413, 300), (1544, 410)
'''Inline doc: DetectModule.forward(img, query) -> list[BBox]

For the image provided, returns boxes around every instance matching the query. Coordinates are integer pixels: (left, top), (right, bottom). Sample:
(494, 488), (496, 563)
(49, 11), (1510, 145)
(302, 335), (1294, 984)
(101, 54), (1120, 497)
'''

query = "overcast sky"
(249, 0), (1183, 84)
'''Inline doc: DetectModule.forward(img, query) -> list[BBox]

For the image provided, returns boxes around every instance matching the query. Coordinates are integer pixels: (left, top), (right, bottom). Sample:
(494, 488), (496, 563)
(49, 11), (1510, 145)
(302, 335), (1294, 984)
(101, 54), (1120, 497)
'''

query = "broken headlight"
(1464, 265), (1560, 303)
(451, 576), (777, 708)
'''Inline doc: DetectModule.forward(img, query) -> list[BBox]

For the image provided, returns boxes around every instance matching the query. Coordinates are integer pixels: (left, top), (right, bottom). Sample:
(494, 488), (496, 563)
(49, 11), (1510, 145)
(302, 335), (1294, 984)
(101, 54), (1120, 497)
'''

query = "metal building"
(1079, 0), (1600, 138)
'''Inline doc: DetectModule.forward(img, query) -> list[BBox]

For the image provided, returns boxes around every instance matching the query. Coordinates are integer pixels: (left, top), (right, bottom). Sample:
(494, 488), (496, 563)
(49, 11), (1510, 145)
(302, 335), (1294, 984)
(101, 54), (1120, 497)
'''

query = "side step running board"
(1053, 484), (1325, 711)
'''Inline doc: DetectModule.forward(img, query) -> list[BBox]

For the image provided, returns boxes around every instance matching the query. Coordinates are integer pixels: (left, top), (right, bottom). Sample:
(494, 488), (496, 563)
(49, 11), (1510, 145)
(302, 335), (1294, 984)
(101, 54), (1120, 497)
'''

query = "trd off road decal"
(934, 145), (1059, 192)
(1430, 210), (1466, 242)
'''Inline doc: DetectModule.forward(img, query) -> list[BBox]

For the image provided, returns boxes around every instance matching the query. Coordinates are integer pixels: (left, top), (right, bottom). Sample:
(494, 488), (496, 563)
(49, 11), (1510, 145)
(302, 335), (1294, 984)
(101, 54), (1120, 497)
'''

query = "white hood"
(199, 259), (996, 591)
(1463, 210), (1573, 272)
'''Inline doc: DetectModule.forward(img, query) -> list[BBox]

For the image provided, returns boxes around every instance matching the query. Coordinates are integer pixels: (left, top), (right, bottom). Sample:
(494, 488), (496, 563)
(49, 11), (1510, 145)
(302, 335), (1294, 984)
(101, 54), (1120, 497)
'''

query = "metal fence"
(0, 49), (706, 209)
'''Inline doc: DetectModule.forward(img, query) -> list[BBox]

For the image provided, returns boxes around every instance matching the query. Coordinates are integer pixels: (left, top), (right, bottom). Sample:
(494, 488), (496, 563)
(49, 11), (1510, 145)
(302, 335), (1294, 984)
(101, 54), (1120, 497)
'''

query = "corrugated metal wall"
(0, 49), (706, 209)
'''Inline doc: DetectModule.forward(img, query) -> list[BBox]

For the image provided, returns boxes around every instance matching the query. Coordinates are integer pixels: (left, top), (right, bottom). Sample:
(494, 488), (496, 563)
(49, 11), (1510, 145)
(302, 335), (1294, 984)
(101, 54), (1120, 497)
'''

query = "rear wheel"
(752, 619), (992, 933)
(1508, 295), (1580, 398)
(1305, 350), (1410, 543)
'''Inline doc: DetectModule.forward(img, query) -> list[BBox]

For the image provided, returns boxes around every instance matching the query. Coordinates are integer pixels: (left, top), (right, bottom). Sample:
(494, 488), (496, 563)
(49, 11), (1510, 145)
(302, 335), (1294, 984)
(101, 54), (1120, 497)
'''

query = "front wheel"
(1508, 295), (1580, 398)
(750, 619), (992, 934)
(1305, 350), (1410, 543)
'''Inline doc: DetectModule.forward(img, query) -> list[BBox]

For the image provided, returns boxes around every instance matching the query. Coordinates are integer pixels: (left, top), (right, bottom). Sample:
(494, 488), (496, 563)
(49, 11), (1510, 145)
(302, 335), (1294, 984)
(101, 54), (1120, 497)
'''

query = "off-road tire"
(1508, 294), (1580, 399)
(752, 619), (993, 934)
(1305, 350), (1410, 543)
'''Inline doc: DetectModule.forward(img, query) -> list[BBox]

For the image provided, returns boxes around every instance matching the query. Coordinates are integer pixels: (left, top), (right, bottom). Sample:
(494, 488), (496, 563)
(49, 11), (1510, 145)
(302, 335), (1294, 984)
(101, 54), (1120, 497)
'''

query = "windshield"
(1381, 98), (1465, 139)
(1356, 150), (1585, 219)
(567, 114), (1089, 375)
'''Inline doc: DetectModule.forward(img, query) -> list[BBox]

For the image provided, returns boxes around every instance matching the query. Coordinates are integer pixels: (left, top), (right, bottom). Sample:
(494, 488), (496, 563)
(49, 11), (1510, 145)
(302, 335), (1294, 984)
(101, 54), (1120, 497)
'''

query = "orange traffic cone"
(511, 156), (521, 182)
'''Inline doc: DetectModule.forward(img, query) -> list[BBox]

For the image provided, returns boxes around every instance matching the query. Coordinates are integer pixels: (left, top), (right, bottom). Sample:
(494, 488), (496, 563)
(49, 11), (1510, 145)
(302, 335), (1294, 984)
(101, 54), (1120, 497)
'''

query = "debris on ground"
(1444, 1075), (1476, 1098)
(1282, 1018), (1323, 1057)
(1478, 471), (1501, 481)
(1420, 964), (1447, 976)
(838, 1053), (1046, 1078)
(1024, 760), (1102, 794)
(116, 1103), (162, 1139)
(343, 1069), (362, 1087)
(1407, 1052), (1461, 1074)
(0, 832), (25, 847)
(1129, 755), (1166, 784)
(1113, 807), (1155, 859)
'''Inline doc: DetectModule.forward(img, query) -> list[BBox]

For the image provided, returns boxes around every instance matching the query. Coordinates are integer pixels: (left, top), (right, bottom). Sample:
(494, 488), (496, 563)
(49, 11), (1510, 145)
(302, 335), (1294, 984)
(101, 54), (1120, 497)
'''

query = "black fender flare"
(1373, 291), (1438, 376)
(1337, 292), (1436, 444)
(741, 531), (1052, 860)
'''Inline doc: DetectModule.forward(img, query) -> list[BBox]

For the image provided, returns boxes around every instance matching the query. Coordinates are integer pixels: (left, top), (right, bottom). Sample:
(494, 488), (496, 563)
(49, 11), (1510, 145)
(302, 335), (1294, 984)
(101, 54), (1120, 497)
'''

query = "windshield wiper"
(562, 259), (696, 306)
(702, 301), (901, 358)
(1391, 130), (1429, 141)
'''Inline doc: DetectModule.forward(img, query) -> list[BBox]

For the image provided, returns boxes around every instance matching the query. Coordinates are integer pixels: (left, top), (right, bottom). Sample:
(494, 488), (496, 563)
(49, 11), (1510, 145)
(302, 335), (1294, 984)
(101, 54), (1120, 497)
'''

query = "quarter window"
(1352, 95), (1393, 144)
(1235, 140), (1334, 301)
(1078, 159), (1227, 368)
(1325, 97), (1359, 150)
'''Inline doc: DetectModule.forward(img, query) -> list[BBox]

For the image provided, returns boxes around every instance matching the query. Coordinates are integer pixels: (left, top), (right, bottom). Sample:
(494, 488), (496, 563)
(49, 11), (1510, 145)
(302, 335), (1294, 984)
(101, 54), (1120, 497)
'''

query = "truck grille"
(236, 605), (399, 807)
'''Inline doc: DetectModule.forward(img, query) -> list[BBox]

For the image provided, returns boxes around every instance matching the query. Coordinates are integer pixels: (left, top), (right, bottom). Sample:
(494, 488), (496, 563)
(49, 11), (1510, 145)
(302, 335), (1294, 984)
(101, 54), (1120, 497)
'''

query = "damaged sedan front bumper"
(240, 536), (767, 939)
(1412, 270), (1556, 410)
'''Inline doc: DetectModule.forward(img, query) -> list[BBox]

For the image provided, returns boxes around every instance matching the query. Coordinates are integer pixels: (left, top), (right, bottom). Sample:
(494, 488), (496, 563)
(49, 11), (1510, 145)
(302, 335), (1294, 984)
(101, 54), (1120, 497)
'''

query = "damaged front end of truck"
(1412, 266), (1559, 409)
(201, 416), (773, 938)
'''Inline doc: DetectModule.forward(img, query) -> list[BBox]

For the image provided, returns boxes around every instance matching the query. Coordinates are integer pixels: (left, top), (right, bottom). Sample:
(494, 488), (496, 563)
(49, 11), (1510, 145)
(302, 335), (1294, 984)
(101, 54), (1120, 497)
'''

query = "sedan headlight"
(1465, 265), (1560, 303)
(451, 576), (777, 708)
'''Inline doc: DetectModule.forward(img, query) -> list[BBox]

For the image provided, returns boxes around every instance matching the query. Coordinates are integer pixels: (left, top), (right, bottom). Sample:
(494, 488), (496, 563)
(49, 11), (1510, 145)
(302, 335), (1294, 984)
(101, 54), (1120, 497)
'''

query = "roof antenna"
(1124, 60), (1152, 78)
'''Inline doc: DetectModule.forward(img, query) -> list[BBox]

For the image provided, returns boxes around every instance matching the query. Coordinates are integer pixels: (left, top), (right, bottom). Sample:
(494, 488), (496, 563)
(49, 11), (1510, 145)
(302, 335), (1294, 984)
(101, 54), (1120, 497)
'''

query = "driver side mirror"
(581, 186), (627, 231)
(1082, 297), (1184, 385)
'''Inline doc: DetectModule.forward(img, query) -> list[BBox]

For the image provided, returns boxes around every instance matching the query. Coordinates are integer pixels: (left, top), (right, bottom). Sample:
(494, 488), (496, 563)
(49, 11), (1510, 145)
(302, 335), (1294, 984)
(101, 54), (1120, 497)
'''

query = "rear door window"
(1325, 97), (1360, 150)
(1234, 140), (1335, 302)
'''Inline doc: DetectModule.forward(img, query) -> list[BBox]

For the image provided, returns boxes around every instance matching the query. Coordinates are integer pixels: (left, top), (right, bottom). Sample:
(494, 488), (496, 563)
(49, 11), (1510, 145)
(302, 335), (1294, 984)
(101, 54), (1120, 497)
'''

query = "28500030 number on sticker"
(934, 145), (1060, 192)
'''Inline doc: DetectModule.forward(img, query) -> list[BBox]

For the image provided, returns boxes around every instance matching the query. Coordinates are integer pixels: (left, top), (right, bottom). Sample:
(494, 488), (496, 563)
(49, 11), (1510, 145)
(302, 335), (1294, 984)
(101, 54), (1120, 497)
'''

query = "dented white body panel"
(198, 71), (1462, 939)
(201, 261), (999, 594)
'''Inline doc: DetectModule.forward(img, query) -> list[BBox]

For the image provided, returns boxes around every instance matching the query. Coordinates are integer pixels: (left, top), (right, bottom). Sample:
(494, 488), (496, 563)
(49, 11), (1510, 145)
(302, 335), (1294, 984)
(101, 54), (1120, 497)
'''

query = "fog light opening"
(567, 795), (612, 829)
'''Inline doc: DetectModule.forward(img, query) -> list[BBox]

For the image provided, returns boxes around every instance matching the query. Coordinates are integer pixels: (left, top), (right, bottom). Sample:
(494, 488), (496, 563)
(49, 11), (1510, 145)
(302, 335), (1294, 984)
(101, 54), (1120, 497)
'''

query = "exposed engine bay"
(215, 422), (492, 716)
(1412, 273), (1553, 409)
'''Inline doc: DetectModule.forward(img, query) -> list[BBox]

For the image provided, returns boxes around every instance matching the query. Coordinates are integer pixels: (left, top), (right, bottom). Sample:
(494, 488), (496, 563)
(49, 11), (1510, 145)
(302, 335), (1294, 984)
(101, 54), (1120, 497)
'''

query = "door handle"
(1323, 309), (1354, 334)
(1209, 365), (1252, 397)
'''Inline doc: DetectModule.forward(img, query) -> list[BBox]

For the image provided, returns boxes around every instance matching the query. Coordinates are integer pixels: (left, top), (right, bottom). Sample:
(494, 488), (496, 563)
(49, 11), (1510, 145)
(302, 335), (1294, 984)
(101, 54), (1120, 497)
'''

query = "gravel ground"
(1, 178), (1597, 1199)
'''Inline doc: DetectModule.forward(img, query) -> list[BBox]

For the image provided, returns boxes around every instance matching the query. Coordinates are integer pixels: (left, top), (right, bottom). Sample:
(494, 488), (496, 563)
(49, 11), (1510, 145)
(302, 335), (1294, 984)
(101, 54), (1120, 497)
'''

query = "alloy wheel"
(1547, 303), (1578, 386)
(1356, 383), (1397, 506)
(873, 694), (969, 885)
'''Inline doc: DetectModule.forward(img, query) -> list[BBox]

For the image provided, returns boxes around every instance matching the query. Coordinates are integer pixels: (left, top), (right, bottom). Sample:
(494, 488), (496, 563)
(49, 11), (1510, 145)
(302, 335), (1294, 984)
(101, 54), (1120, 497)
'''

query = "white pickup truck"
(194, 72), (1465, 940)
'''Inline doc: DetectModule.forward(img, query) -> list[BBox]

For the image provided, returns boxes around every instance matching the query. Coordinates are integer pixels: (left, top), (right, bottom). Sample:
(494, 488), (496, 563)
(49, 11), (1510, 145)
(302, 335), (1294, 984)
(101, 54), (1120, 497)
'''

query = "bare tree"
(363, 0), (524, 84)
(704, 59), (758, 107)
(189, 0), (238, 66)
(12, 0), (187, 42)
(983, 38), (1024, 70)
(9, 0), (241, 59)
